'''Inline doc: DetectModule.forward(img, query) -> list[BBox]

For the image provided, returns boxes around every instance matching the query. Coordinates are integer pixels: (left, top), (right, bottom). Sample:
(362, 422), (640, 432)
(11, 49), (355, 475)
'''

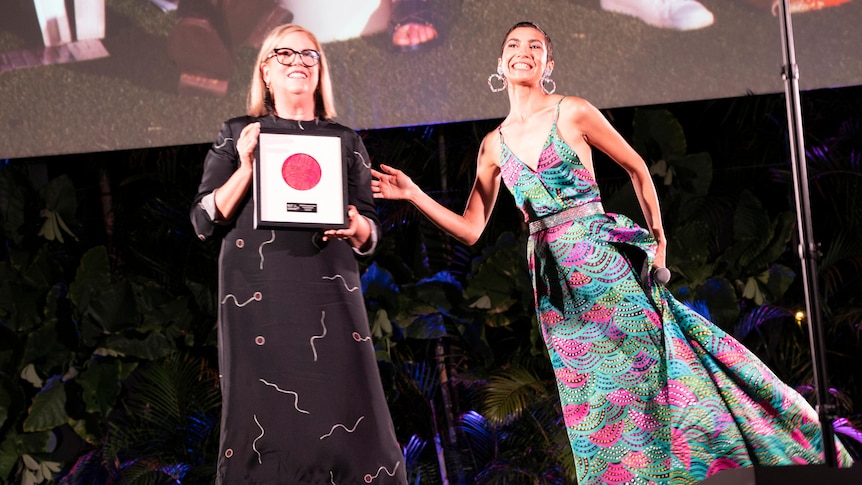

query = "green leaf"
(633, 108), (688, 159)
(77, 360), (125, 417)
(104, 332), (172, 360)
(68, 417), (100, 444)
(0, 281), (43, 332)
(668, 153), (712, 197)
(741, 276), (765, 306)
(765, 264), (795, 301)
(141, 295), (193, 334)
(0, 432), (23, 479)
(465, 232), (528, 314)
(402, 313), (448, 340)
(21, 246), (53, 290)
(414, 277), (462, 312)
(21, 320), (65, 368)
(0, 167), (29, 244)
(361, 263), (401, 313)
(482, 368), (549, 425)
(23, 376), (68, 432)
(69, 246), (112, 312)
(40, 175), (78, 222)
(85, 279), (138, 333)
(692, 277), (740, 329)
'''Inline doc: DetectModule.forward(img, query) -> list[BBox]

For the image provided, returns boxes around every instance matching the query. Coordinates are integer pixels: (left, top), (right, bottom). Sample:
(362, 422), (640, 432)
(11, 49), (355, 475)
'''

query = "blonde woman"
(191, 23), (406, 484)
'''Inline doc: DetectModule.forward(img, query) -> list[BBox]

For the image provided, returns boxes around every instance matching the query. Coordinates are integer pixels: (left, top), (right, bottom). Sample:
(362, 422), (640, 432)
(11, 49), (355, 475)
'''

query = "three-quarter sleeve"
(190, 117), (250, 240)
(345, 130), (381, 255)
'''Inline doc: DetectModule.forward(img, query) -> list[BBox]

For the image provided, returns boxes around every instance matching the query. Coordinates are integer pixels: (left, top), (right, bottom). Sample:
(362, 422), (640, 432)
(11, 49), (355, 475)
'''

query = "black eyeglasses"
(267, 47), (321, 67)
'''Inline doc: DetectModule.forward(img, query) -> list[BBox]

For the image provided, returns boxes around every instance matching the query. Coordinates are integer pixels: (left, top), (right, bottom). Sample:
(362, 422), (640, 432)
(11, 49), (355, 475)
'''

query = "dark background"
(2, 0), (861, 159)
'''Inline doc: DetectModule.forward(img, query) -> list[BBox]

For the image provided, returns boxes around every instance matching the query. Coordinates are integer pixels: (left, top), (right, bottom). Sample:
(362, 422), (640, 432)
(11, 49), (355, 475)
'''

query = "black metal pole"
(776, 0), (838, 467)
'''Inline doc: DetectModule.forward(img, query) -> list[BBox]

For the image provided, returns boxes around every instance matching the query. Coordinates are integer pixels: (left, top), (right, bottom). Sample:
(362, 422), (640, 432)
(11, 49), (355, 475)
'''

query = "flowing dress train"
(497, 100), (853, 484)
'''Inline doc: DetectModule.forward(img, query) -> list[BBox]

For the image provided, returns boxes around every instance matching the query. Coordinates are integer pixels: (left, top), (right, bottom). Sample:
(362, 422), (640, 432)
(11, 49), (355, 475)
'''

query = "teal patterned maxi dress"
(497, 100), (853, 484)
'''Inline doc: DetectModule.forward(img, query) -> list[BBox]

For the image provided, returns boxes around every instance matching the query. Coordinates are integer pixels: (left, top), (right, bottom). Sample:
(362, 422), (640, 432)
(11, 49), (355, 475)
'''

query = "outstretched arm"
(560, 97), (667, 268)
(372, 132), (502, 246)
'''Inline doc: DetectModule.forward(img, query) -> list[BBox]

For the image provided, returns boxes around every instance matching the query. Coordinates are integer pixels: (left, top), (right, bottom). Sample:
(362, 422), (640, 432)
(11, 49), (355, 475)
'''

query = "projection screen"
(1, 0), (861, 159)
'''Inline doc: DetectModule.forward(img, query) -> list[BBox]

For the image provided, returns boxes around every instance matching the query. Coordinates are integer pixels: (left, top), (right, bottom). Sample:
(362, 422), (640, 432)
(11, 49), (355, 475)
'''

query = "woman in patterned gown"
(190, 24), (406, 484)
(371, 21), (853, 485)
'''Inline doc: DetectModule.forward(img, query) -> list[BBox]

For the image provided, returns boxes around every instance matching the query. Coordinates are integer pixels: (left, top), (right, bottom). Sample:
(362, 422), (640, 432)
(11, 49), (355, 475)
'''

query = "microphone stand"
(776, 0), (838, 467)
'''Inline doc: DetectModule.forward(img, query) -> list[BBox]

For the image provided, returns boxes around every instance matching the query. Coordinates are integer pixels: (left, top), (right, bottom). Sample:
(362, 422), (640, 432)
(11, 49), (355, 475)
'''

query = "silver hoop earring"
(488, 66), (506, 93)
(541, 70), (556, 95)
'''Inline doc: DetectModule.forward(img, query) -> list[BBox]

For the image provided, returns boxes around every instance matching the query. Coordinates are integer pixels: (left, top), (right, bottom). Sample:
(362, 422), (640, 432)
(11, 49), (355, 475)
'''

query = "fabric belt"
(528, 202), (605, 234)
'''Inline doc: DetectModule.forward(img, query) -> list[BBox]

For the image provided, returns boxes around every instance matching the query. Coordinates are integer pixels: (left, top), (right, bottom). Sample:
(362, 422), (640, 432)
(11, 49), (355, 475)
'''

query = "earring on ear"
(488, 65), (506, 93)
(541, 69), (556, 95)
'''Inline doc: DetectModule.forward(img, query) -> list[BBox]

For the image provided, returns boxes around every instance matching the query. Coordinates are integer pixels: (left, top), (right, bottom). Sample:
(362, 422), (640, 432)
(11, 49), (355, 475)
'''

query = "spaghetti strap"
(553, 96), (565, 125)
(497, 124), (505, 163)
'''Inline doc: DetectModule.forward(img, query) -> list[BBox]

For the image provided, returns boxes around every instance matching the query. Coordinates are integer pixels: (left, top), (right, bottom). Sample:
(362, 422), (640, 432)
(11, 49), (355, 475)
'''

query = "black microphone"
(651, 267), (671, 285)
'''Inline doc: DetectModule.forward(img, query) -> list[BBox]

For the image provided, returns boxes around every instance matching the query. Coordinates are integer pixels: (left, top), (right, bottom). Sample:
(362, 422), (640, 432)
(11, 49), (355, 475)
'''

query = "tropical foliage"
(1, 87), (861, 484)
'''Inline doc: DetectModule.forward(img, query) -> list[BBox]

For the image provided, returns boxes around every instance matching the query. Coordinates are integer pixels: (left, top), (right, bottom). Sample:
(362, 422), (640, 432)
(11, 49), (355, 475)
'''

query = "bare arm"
(560, 98), (667, 268)
(372, 132), (501, 246)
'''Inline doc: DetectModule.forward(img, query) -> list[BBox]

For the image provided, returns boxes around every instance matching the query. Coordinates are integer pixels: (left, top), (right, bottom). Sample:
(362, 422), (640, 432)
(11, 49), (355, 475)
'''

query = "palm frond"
(482, 367), (550, 425)
(734, 304), (794, 340)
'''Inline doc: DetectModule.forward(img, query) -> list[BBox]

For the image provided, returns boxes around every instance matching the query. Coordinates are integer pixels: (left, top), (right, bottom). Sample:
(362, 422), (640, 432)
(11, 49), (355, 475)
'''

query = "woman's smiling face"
(499, 26), (553, 84)
(263, 30), (321, 99)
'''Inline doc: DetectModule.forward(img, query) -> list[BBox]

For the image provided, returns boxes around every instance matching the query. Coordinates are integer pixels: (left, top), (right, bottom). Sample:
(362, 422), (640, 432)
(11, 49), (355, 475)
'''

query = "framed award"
(253, 130), (347, 229)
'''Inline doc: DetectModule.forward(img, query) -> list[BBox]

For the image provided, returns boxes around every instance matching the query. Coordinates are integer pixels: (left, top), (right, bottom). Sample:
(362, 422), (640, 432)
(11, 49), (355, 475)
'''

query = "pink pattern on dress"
(564, 403), (591, 427)
(589, 420), (625, 447)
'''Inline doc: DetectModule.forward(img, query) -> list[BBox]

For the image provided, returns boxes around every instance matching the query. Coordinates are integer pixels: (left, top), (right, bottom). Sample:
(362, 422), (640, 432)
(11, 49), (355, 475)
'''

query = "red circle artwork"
(281, 153), (322, 190)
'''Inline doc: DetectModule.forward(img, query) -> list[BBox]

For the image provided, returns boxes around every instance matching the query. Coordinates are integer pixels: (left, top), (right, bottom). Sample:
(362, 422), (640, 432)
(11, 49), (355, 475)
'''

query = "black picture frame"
(253, 129), (348, 229)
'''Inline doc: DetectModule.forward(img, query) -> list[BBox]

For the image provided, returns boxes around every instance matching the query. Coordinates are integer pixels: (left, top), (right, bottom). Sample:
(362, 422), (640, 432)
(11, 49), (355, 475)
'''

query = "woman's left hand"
(322, 205), (368, 247)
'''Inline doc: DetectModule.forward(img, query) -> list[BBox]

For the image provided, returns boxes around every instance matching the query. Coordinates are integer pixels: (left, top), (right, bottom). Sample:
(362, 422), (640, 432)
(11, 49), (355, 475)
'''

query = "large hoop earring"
(541, 69), (556, 95)
(488, 66), (506, 93)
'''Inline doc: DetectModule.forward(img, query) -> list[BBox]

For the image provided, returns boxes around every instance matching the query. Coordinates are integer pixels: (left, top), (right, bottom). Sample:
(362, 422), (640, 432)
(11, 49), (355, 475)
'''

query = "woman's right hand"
(237, 122), (261, 170)
(371, 163), (416, 201)
(212, 122), (259, 220)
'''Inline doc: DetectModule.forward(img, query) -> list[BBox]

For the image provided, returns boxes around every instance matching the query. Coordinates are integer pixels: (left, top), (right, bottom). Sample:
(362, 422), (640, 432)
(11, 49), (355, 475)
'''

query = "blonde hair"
(247, 24), (337, 119)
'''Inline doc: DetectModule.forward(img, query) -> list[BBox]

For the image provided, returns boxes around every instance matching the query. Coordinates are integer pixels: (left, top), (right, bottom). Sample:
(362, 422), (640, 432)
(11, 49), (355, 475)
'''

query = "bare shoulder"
(559, 95), (600, 120)
(477, 129), (502, 167)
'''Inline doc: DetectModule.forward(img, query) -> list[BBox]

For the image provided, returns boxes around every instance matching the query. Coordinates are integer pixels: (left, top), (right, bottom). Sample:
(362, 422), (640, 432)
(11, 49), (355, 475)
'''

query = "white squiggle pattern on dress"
(363, 461), (401, 483)
(330, 471), (336, 485)
(259, 230), (275, 269)
(214, 136), (235, 149)
(352, 332), (371, 342)
(310, 311), (327, 362)
(259, 379), (310, 414)
(221, 292), (262, 307)
(252, 414), (264, 464)
(319, 416), (365, 440)
(354, 150), (371, 169)
(322, 274), (359, 292)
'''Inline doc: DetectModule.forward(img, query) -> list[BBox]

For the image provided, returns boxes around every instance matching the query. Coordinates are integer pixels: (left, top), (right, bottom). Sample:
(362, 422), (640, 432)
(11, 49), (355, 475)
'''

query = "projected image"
(1, 0), (861, 159)
(0, 0), (108, 72)
(163, 0), (443, 97)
